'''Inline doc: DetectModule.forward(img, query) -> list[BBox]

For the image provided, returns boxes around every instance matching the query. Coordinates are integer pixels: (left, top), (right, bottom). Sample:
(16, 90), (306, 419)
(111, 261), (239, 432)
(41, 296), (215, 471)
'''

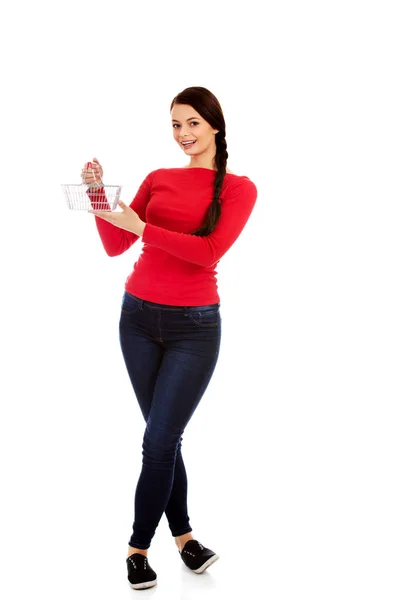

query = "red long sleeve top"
(87, 167), (257, 305)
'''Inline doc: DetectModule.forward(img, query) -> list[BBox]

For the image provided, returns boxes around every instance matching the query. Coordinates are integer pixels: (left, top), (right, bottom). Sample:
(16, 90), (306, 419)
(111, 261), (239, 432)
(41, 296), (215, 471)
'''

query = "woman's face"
(171, 104), (219, 157)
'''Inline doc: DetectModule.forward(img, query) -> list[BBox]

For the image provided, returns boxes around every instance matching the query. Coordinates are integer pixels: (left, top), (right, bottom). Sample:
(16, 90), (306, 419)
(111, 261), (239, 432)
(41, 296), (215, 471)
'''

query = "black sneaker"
(179, 540), (220, 574)
(126, 553), (157, 590)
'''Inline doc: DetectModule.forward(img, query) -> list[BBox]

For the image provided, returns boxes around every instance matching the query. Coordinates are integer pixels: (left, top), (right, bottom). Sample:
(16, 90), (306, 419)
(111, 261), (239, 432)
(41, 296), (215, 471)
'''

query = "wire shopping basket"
(61, 162), (122, 211)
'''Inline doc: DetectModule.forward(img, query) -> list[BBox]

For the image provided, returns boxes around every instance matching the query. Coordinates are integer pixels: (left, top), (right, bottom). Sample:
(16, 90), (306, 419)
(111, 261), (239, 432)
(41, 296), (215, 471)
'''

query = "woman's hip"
(119, 291), (222, 342)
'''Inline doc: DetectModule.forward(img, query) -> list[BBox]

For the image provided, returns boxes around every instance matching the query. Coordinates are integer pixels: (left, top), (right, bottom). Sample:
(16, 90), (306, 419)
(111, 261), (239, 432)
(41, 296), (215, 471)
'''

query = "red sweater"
(88, 168), (257, 305)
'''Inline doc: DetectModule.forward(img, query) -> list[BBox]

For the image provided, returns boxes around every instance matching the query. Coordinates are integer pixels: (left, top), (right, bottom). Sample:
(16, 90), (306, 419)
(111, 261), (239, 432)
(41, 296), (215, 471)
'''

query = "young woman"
(81, 86), (258, 590)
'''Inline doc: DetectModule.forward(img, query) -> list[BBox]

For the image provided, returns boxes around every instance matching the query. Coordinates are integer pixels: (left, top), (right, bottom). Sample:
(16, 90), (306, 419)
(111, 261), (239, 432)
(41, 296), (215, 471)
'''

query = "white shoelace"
(128, 556), (147, 569)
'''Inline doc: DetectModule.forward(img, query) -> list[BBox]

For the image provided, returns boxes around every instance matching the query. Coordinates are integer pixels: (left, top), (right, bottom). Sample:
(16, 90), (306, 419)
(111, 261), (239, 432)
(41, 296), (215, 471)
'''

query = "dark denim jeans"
(119, 291), (222, 549)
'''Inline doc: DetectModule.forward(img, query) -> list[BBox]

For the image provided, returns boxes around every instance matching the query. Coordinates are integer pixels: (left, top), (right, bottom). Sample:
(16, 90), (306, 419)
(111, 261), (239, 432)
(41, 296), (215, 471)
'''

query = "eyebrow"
(171, 117), (199, 123)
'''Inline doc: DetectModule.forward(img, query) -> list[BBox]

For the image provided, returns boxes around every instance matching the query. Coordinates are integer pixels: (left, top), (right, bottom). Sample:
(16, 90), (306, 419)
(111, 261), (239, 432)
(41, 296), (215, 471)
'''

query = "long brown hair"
(170, 86), (228, 236)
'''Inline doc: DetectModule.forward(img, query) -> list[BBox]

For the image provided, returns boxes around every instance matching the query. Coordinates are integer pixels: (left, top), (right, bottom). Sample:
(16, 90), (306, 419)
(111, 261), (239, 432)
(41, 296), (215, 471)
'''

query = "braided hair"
(170, 86), (228, 237)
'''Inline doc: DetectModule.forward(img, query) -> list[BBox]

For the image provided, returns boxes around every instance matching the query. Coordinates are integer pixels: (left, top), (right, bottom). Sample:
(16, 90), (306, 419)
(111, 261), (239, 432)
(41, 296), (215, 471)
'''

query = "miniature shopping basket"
(61, 163), (122, 211)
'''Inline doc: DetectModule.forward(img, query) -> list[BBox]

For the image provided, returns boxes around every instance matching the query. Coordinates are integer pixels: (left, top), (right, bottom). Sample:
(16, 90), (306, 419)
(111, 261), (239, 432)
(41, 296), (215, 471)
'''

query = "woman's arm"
(141, 178), (257, 266)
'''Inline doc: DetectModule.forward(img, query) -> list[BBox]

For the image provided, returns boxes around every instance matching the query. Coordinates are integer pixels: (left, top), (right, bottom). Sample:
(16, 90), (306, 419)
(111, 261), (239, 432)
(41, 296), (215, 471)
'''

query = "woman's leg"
(120, 302), (221, 550)
(119, 294), (221, 550)
(130, 332), (221, 548)
(119, 318), (162, 556)
(164, 439), (192, 538)
(119, 307), (193, 551)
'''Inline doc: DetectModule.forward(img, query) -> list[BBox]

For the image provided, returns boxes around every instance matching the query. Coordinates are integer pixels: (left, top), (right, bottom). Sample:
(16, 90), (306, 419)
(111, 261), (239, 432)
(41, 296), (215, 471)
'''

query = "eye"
(172, 122), (199, 128)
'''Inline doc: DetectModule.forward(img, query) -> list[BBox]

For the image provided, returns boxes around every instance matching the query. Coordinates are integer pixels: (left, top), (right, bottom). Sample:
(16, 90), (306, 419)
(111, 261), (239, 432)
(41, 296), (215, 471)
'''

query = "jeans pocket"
(187, 306), (220, 327)
(121, 291), (141, 315)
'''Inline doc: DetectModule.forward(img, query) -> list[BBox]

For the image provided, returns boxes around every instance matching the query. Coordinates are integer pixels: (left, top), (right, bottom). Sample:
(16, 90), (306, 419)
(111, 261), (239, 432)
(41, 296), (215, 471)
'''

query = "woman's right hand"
(81, 157), (104, 186)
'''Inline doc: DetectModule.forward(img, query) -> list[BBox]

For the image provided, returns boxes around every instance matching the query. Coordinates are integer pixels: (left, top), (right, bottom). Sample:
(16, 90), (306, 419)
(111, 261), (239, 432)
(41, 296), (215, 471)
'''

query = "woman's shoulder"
(225, 168), (253, 179)
(223, 172), (258, 202)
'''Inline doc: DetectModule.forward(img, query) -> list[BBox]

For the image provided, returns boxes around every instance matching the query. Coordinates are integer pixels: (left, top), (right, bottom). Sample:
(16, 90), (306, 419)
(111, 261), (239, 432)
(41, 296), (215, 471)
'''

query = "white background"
(1, 1), (399, 598)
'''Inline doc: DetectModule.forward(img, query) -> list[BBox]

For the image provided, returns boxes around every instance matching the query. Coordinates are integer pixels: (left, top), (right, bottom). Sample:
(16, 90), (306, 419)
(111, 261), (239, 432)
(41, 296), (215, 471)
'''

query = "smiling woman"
(81, 85), (257, 591)
(172, 110), (232, 172)
(171, 106), (218, 171)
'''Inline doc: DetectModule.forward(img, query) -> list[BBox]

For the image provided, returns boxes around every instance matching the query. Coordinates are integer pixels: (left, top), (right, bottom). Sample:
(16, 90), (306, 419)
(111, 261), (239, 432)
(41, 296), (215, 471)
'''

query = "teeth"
(182, 141), (195, 145)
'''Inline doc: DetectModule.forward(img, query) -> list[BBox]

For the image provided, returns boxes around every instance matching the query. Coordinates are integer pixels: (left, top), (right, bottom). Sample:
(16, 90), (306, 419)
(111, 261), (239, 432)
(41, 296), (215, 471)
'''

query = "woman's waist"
(124, 278), (220, 308)
(123, 289), (220, 311)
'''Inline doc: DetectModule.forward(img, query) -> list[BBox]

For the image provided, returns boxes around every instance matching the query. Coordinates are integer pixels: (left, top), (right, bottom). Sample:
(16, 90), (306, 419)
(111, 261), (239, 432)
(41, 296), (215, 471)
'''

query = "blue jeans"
(119, 291), (222, 549)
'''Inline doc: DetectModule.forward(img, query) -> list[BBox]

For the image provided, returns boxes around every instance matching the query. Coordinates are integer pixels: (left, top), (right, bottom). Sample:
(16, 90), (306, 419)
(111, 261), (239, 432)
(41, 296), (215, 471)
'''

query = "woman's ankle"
(174, 532), (194, 552)
(127, 546), (148, 558)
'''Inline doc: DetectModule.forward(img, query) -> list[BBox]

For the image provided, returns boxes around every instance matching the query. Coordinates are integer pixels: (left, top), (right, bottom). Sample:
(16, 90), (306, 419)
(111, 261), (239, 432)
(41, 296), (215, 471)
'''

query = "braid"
(190, 132), (228, 237)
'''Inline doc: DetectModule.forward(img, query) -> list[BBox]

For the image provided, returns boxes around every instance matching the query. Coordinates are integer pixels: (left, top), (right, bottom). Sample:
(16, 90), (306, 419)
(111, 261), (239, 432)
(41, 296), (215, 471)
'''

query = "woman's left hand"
(88, 201), (146, 236)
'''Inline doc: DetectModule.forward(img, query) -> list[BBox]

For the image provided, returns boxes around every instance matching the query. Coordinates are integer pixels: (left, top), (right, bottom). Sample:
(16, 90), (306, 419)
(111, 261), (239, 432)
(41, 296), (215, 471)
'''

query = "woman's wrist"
(136, 221), (146, 237)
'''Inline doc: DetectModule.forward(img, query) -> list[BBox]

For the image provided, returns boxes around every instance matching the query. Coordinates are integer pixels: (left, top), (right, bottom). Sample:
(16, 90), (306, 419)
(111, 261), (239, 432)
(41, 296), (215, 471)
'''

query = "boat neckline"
(168, 167), (240, 175)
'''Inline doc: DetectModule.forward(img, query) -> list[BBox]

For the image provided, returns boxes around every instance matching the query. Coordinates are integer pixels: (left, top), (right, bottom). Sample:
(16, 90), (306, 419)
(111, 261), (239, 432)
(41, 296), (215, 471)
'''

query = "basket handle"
(84, 161), (103, 188)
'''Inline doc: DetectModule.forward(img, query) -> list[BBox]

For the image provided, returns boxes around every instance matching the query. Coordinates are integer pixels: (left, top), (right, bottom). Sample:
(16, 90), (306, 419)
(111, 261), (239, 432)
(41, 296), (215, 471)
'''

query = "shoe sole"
(129, 577), (157, 590)
(192, 554), (220, 574)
